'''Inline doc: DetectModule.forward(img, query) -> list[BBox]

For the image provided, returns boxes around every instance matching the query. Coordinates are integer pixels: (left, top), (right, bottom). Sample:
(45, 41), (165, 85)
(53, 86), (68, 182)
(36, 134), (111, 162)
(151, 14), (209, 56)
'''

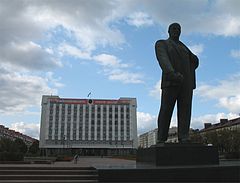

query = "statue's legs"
(158, 87), (179, 142)
(177, 87), (193, 142)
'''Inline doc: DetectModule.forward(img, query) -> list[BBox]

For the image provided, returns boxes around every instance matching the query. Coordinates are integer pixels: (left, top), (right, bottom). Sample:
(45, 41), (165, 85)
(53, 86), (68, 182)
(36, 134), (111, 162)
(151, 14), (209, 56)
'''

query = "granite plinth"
(137, 143), (219, 166)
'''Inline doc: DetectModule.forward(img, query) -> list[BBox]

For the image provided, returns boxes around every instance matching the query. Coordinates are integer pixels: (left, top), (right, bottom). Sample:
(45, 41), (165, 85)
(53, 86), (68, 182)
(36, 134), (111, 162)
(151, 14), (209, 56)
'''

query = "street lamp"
(61, 135), (66, 154)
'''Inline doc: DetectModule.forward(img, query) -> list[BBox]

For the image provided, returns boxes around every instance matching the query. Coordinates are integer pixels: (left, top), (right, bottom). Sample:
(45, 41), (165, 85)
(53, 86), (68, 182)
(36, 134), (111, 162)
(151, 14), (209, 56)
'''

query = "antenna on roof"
(87, 92), (92, 98)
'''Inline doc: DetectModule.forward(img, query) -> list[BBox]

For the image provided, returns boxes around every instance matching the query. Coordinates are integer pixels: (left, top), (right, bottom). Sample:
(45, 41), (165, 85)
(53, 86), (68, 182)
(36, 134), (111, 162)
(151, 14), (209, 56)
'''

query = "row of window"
(45, 139), (133, 145)
(50, 110), (130, 116)
(49, 116), (131, 123)
(49, 114), (130, 120)
(48, 133), (131, 141)
(48, 126), (131, 133)
(49, 120), (130, 126)
(50, 103), (130, 112)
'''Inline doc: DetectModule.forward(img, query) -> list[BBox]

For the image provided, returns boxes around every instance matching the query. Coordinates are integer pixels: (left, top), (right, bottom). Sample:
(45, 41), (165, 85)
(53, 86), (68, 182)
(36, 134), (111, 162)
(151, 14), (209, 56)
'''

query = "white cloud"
(134, 0), (240, 36)
(230, 49), (240, 59)
(1, 41), (62, 71)
(0, 0), (126, 73)
(59, 45), (144, 84)
(45, 72), (65, 88)
(107, 69), (144, 84)
(219, 96), (240, 112)
(1, 0), (239, 73)
(10, 122), (40, 139)
(0, 67), (57, 114)
(93, 54), (127, 68)
(29, 0), (125, 52)
(196, 74), (240, 113)
(189, 44), (204, 56)
(0, 1), (61, 71)
(1, 0), (239, 89)
(149, 80), (161, 99)
(58, 44), (91, 60)
(137, 112), (157, 135)
(126, 12), (154, 27)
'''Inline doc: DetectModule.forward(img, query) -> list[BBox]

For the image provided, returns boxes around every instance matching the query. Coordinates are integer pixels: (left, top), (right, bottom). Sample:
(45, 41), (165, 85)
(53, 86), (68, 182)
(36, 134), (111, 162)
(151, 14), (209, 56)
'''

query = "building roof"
(43, 95), (136, 105)
(200, 117), (240, 133)
(0, 124), (37, 142)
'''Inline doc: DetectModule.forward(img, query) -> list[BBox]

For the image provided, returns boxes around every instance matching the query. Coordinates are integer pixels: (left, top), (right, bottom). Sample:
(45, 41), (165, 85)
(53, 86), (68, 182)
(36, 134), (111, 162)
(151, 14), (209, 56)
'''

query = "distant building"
(138, 128), (158, 148)
(138, 127), (177, 148)
(200, 117), (240, 135)
(39, 95), (138, 155)
(166, 127), (178, 143)
(0, 125), (36, 146)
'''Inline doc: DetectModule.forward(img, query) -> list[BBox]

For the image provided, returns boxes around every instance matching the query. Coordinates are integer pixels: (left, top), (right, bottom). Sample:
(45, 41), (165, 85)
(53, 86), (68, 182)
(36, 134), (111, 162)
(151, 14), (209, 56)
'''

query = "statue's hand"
(175, 72), (184, 83)
(167, 72), (184, 83)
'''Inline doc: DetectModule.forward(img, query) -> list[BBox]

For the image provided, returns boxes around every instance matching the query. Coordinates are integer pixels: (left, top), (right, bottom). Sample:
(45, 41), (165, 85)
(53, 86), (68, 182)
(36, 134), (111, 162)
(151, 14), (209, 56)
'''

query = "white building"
(39, 95), (137, 155)
(0, 125), (36, 146)
(138, 128), (158, 148)
(138, 127), (178, 148)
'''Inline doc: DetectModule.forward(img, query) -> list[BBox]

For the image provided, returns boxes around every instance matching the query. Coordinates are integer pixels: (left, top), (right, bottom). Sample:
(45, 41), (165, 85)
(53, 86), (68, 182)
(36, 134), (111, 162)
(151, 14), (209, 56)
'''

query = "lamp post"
(115, 141), (118, 155)
(61, 135), (66, 154)
(131, 140), (134, 154)
(121, 138), (124, 155)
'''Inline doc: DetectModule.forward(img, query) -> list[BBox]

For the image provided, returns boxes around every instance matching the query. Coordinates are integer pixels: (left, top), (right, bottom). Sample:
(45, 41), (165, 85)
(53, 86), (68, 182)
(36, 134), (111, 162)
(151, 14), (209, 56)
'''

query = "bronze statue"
(155, 23), (199, 143)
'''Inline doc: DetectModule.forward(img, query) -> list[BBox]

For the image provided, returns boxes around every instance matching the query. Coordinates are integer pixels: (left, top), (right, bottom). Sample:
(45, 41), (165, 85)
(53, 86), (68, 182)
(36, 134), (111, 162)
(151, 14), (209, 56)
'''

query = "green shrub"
(0, 152), (24, 161)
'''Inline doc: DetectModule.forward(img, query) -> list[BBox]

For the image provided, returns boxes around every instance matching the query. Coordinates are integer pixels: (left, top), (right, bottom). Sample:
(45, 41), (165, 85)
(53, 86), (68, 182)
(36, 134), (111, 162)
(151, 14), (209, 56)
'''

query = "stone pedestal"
(137, 143), (219, 166)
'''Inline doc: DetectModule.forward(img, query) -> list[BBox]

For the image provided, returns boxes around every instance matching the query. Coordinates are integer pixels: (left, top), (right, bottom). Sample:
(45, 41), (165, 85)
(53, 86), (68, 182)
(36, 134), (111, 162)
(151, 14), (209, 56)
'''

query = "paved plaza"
(0, 157), (136, 168)
(1, 157), (239, 169)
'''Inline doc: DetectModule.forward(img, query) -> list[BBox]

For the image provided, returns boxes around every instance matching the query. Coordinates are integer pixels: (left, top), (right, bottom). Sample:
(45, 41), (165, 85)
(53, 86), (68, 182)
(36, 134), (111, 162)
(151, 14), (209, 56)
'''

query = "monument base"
(137, 143), (219, 166)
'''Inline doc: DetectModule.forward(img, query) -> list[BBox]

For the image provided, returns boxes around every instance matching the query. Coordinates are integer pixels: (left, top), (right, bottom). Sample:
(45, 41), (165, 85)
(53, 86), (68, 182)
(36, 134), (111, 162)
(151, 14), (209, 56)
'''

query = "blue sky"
(0, 0), (240, 139)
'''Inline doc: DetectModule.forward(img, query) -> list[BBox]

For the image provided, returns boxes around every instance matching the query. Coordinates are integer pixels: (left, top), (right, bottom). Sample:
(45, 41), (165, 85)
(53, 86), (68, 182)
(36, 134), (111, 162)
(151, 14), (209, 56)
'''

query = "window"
(50, 103), (53, 108)
(56, 105), (59, 110)
(121, 106), (124, 111)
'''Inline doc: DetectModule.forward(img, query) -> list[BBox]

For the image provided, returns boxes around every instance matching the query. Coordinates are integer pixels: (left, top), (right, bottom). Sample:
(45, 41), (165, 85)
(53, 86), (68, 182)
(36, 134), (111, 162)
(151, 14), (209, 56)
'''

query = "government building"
(39, 95), (137, 156)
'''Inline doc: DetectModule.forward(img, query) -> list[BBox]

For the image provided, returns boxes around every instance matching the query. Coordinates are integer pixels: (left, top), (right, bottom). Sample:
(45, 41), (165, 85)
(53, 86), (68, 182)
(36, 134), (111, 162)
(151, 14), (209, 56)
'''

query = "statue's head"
(168, 23), (181, 40)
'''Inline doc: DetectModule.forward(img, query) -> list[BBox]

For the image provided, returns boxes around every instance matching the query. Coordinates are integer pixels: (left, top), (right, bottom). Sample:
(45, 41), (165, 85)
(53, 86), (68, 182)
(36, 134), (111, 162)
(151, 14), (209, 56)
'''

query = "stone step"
(0, 180), (98, 183)
(0, 169), (98, 175)
(0, 166), (99, 182)
(0, 166), (96, 170)
(0, 174), (99, 180)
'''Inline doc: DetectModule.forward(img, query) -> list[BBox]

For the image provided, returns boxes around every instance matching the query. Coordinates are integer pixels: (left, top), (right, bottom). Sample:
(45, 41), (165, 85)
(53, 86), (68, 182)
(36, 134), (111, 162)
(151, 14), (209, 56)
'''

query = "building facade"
(138, 128), (158, 148)
(39, 95), (137, 155)
(138, 127), (178, 148)
(0, 125), (36, 146)
(200, 117), (240, 134)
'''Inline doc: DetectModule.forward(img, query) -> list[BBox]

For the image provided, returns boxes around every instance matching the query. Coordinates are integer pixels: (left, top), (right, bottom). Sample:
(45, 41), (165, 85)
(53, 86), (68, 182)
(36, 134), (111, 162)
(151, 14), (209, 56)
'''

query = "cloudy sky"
(0, 0), (240, 139)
